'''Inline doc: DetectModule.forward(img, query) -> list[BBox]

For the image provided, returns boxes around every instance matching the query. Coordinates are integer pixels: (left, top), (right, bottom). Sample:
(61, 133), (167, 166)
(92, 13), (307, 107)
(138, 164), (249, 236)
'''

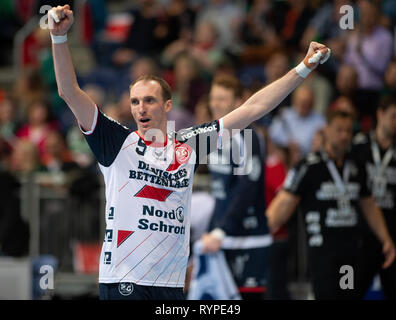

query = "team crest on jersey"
(175, 145), (191, 164)
(118, 282), (134, 296)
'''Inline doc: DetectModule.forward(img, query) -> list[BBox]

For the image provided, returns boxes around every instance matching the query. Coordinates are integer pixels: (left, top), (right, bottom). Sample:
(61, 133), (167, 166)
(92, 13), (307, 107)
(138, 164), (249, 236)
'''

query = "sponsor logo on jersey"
(179, 124), (217, 140)
(129, 160), (190, 189)
(137, 205), (186, 235)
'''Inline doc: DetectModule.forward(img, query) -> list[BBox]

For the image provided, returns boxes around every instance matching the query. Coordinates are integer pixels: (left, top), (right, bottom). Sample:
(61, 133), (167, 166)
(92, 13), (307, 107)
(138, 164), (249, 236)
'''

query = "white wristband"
(51, 33), (67, 44)
(210, 228), (226, 241)
(295, 61), (311, 78)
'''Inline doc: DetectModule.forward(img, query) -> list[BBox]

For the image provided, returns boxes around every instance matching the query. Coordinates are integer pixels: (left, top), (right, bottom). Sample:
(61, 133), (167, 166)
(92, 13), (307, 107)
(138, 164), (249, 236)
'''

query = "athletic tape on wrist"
(51, 33), (67, 44)
(210, 228), (226, 241)
(295, 61), (311, 78)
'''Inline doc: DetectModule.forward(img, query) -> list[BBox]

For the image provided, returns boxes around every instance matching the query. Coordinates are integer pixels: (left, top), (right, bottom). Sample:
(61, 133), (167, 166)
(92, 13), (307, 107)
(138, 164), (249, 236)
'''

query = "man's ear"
(377, 108), (382, 123)
(165, 100), (172, 113)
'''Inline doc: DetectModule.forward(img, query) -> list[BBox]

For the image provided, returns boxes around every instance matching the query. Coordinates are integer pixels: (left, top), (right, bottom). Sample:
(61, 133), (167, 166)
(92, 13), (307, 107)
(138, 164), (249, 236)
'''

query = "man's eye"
(145, 97), (155, 103)
(131, 99), (139, 105)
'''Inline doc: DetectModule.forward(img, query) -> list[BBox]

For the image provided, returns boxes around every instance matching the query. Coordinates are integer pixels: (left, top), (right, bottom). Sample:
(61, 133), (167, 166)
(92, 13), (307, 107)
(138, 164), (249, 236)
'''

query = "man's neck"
(375, 126), (394, 150)
(138, 128), (168, 146)
(324, 143), (345, 167)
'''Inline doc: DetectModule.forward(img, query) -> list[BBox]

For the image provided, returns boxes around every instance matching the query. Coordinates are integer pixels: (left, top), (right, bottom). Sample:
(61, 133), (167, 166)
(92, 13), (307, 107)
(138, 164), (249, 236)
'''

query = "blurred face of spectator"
(293, 86), (314, 117)
(28, 101), (49, 126)
(385, 62), (396, 90)
(174, 55), (197, 83)
(325, 116), (353, 155)
(194, 21), (217, 47)
(11, 140), (40, 174)
(336, 65), (358, 96)
(45, 132), (66, 160)
(130, 58), (157, 80)
(130, 80), (172, 137)
(358, 0), (379, 31)
(377, 104), (396, 138)
(209, 85), (239, 119)
(0, 99), (14, 123)
(333, 96), (357, 119)
(194, 96), (212, 124)
(266, 53), (289, 83)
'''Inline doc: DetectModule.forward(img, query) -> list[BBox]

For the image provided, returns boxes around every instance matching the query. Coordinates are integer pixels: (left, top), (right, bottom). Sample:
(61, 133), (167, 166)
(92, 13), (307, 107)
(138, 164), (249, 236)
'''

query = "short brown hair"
(212, 74), (244, 99)
(326, 109), (354, 124)
(378, 94), (396, 112)
(130, 75), (172, 102)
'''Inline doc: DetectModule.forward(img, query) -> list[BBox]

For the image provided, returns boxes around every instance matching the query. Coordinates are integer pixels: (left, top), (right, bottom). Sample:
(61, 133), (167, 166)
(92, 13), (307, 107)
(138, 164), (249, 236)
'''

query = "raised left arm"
(222, 42), (331, 132)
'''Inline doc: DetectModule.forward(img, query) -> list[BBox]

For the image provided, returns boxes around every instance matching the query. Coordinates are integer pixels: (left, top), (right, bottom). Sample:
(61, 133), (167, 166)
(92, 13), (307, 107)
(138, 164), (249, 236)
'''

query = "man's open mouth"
(140, 118), (151, 123)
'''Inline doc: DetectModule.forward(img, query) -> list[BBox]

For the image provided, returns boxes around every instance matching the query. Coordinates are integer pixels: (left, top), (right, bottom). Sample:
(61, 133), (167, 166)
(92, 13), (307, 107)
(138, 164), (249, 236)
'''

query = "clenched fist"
(48, 5), (74, 36)
(303, 41), (331, 70)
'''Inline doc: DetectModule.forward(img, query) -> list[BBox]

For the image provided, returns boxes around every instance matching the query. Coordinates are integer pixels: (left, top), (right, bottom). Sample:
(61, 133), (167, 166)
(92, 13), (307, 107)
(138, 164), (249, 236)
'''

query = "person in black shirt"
(266, 110), (395, 299)
(201, 75), (270, 299)
(351, 95), (396, 299)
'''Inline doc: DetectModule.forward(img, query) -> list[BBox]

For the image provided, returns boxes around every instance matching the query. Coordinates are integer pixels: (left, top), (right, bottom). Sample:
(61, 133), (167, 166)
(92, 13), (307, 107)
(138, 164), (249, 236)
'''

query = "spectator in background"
(41, 131), (80, 174)
(300, 0), (351, 76)
(112, 0), (180, 67)
(330, 96), (361, 133)
(301, 0), (352, 48)
(267, 110), (396, 299)
(193, 94), (212, 126)
(10, 139), (42, 177)
(115, 91), (138, 130)
(343, 0), (393, 118)
(117, 57), (160, 97)
(274, 0), (315, 51)
(0, 98), (20, 144)
(13, 68), (46, 115)
(383, 59), (396, 96)
(0, 137), (29, 257)
(197, 0), (245, 54)
(335, 64), (359, 101)
(351, 95), (396, 299)
(16, 99), (58, 161)
(241, 0), (278, 48)
(263, 129), (291, 300)
(202, 75), (270, 300)
(164, 52), (208, 116)
(269, 85), (326, 166)
(162, 20), (224, 77)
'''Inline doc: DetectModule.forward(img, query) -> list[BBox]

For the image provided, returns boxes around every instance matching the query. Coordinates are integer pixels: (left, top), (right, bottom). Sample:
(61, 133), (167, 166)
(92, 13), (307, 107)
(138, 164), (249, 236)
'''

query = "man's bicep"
(221, 104), (255, 132)
(62, 86), (96, 131)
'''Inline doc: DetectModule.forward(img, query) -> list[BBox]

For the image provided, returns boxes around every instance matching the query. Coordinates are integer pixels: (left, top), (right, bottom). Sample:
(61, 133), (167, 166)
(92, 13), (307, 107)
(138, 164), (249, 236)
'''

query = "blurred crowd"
(0, 0), (396, 297)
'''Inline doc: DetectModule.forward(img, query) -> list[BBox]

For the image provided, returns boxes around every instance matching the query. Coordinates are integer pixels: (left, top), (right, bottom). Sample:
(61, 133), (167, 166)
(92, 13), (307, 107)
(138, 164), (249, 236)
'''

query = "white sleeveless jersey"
(82, 106), (223, 287)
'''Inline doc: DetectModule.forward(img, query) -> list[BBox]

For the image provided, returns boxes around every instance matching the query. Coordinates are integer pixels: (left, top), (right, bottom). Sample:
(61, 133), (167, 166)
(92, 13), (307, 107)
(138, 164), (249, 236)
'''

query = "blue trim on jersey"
(83, 110), (132, 167)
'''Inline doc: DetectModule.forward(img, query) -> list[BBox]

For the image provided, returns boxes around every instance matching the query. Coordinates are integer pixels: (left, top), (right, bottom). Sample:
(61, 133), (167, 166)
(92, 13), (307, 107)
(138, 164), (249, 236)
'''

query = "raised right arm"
(49, 5), (96, 131)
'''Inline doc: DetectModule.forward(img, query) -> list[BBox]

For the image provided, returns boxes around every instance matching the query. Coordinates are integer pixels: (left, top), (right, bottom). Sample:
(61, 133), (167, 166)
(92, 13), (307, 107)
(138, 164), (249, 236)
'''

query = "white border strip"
(79, 105), (98, 135)
(221, 234), (273, 250)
